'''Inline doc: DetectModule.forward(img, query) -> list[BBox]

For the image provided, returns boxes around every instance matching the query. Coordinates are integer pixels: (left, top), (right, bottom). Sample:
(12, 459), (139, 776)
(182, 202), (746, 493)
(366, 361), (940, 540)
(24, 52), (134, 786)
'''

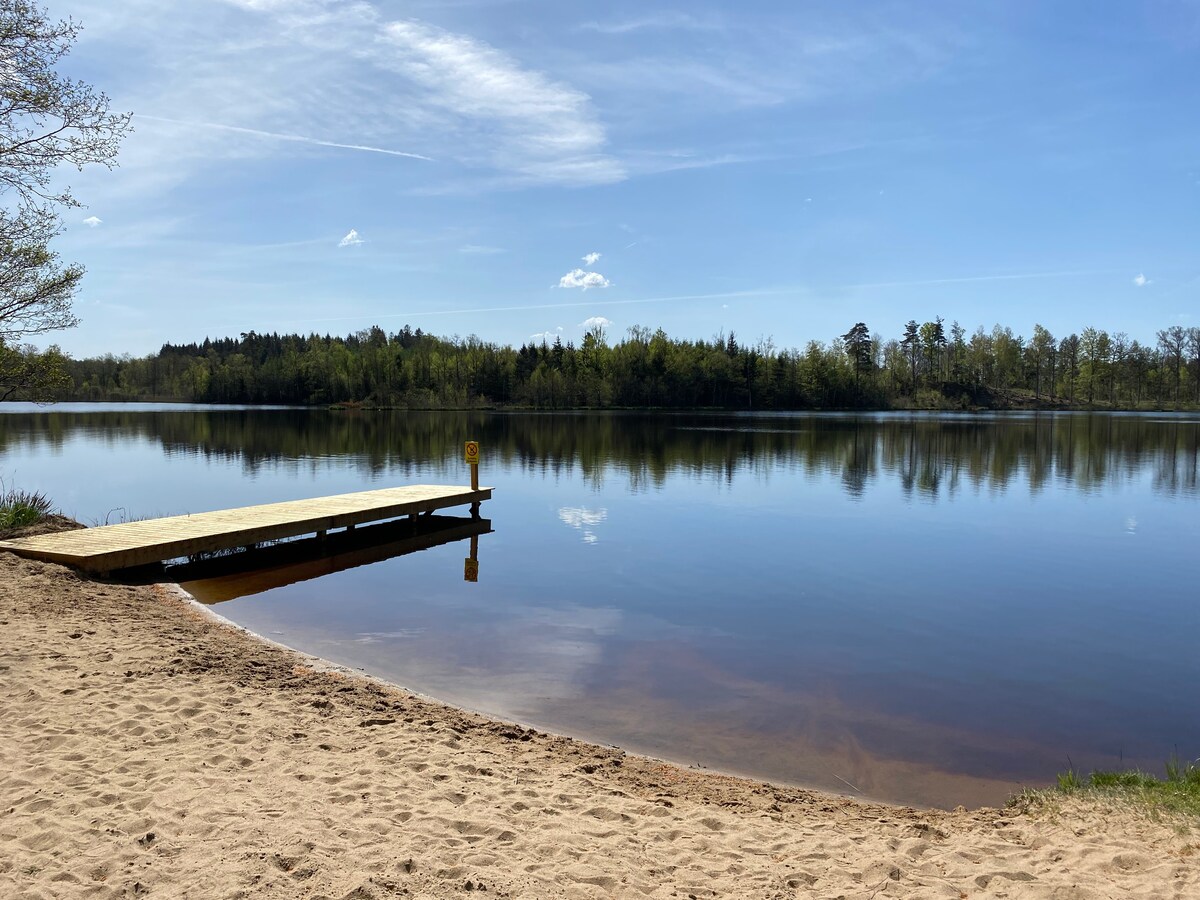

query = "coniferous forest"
(46, 319), (1200, 409)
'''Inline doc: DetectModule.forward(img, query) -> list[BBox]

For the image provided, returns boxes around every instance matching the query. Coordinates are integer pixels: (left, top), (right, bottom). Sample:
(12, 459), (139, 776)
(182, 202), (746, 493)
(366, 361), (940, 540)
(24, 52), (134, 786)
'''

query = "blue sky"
(44, 0), (1199, 357)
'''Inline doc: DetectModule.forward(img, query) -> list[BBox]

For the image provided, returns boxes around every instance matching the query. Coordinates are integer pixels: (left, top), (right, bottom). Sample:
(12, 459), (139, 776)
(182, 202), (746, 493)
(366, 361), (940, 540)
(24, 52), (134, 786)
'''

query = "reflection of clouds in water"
(296, 601), (733, 746)
(354, 629), (425, 643)
(558, 506), (608, 544)
(1125, 516), (1137, 535)
(558, 507), (607, 527)
(398, 604), (624, 718)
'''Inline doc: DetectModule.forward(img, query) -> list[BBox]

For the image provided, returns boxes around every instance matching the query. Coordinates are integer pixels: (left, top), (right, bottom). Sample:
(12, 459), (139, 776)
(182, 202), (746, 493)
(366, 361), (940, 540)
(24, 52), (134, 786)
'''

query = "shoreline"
(3, 551), (1197, 898)
(172, 582), (922, 813)
(179, 575), (1033, 812)
(6, 400), (1200, 414)
(173, 580), (1050, 812)
(170, 582), (785, 803)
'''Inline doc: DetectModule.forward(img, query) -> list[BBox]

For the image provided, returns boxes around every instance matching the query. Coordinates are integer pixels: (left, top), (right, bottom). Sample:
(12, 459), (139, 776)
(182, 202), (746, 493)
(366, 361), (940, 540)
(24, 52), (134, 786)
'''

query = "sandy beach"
(2, 549), (1197, 899)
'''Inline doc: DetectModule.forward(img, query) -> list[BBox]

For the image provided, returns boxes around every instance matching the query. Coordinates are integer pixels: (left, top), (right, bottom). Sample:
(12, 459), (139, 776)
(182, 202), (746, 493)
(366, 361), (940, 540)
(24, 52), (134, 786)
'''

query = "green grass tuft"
(1057, 769), (1083, 792)
(1039, 756), (1200, 819)
(0, 484), (54, 530)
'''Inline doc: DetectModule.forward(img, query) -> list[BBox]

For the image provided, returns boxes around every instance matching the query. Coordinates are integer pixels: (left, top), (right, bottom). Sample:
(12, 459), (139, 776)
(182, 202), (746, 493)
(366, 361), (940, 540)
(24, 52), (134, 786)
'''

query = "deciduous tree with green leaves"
(918, 318), (946, 383)
(0, 0), (130, 399)
(1028, 324), (1056, 401)
(1157, 326), (1186, 403)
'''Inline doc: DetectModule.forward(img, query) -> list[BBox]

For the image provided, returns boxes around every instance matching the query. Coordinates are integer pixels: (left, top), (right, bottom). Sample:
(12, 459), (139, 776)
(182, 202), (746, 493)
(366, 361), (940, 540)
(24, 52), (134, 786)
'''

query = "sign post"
(464, 440), (480, 491)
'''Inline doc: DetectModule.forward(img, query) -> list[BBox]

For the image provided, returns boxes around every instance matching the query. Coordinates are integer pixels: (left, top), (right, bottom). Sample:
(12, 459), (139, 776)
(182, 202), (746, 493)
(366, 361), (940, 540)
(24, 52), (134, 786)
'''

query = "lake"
(2, 404), (1197, 808)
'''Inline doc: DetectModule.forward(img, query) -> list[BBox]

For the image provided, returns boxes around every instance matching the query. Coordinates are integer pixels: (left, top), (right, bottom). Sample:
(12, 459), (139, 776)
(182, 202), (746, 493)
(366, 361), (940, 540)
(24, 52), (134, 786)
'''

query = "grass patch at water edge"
(1018, 757), (1200, 820)
(0, 484), (54, 531)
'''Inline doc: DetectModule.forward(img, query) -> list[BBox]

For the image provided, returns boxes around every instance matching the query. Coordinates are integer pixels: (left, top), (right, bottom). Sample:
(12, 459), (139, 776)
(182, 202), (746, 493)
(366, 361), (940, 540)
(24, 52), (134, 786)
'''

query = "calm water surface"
(2, 405), (1197, 808)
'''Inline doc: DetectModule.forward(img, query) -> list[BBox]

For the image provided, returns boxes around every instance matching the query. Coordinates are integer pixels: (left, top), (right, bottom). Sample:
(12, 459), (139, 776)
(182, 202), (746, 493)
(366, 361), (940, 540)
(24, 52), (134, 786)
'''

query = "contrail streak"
(843, 269), (1116, 290)
(221, 289), (787, 332)
(219, 269), (1114, 332)
(136, 115), (433, 161)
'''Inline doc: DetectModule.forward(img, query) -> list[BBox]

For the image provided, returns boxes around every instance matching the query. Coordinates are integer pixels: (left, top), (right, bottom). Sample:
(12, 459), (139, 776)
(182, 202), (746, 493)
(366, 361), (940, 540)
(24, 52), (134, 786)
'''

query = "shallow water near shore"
(3, 405), (1198, 808)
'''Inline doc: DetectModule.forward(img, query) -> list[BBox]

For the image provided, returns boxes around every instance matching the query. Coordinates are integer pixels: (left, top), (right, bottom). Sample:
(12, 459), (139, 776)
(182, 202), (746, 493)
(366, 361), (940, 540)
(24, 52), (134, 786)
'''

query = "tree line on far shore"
(48, 319), (1200, 410)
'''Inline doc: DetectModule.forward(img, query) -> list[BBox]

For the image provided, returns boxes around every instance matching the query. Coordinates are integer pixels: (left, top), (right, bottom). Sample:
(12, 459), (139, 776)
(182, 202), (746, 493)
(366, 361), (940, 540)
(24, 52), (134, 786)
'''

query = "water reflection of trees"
(0, 410), (1197, 499)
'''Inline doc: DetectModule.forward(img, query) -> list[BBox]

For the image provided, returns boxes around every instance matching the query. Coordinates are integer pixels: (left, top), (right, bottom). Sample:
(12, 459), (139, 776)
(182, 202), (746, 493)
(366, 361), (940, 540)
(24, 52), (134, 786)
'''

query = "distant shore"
(5, 397), (1200, 413)
(2, 547), (1196, 898)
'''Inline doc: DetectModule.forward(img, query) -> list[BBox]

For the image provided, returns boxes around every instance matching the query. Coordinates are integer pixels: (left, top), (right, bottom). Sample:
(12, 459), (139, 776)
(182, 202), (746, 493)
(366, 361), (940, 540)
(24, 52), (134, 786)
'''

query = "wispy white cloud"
(579, 316), (612, 330)
(1133, 272), (1150, 287)
(582, 251), (601, 266)
(376, 18), (623, 185)
(559, 269), (611, 289)
(571, 9), (965, 111)
(338, 229), (364, 247)
(82, 216), (103, 227)
(529, 327), (563, 342)
(66, 0), (621, 200)
(221, 0), (299, 11)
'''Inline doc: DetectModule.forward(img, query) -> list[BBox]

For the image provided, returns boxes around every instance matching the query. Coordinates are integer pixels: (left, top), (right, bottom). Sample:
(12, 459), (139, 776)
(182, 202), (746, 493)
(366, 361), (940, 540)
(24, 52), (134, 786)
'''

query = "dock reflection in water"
(175, 515), (492, 604)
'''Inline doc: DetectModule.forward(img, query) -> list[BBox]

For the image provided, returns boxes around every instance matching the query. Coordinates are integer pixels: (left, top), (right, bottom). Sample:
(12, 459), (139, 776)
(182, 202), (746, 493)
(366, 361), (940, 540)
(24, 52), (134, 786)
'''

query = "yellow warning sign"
(464, 558), (479, 582)
(464, 440), (480, 464)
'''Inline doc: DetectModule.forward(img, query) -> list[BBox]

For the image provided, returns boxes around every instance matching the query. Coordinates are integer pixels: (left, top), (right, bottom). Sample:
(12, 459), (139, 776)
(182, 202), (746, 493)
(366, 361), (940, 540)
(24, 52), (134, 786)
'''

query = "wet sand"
(2, 550), (1197, 899)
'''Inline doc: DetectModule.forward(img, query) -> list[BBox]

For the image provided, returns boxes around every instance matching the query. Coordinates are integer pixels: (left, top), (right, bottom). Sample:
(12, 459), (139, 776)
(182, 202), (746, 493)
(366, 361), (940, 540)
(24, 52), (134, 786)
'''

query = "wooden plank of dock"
(0, 485), (492, 574)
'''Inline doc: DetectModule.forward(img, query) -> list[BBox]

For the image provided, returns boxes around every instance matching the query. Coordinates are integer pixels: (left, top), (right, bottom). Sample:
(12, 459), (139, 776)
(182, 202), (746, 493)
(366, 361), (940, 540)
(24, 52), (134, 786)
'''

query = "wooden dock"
(0, 485), (492, 575)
